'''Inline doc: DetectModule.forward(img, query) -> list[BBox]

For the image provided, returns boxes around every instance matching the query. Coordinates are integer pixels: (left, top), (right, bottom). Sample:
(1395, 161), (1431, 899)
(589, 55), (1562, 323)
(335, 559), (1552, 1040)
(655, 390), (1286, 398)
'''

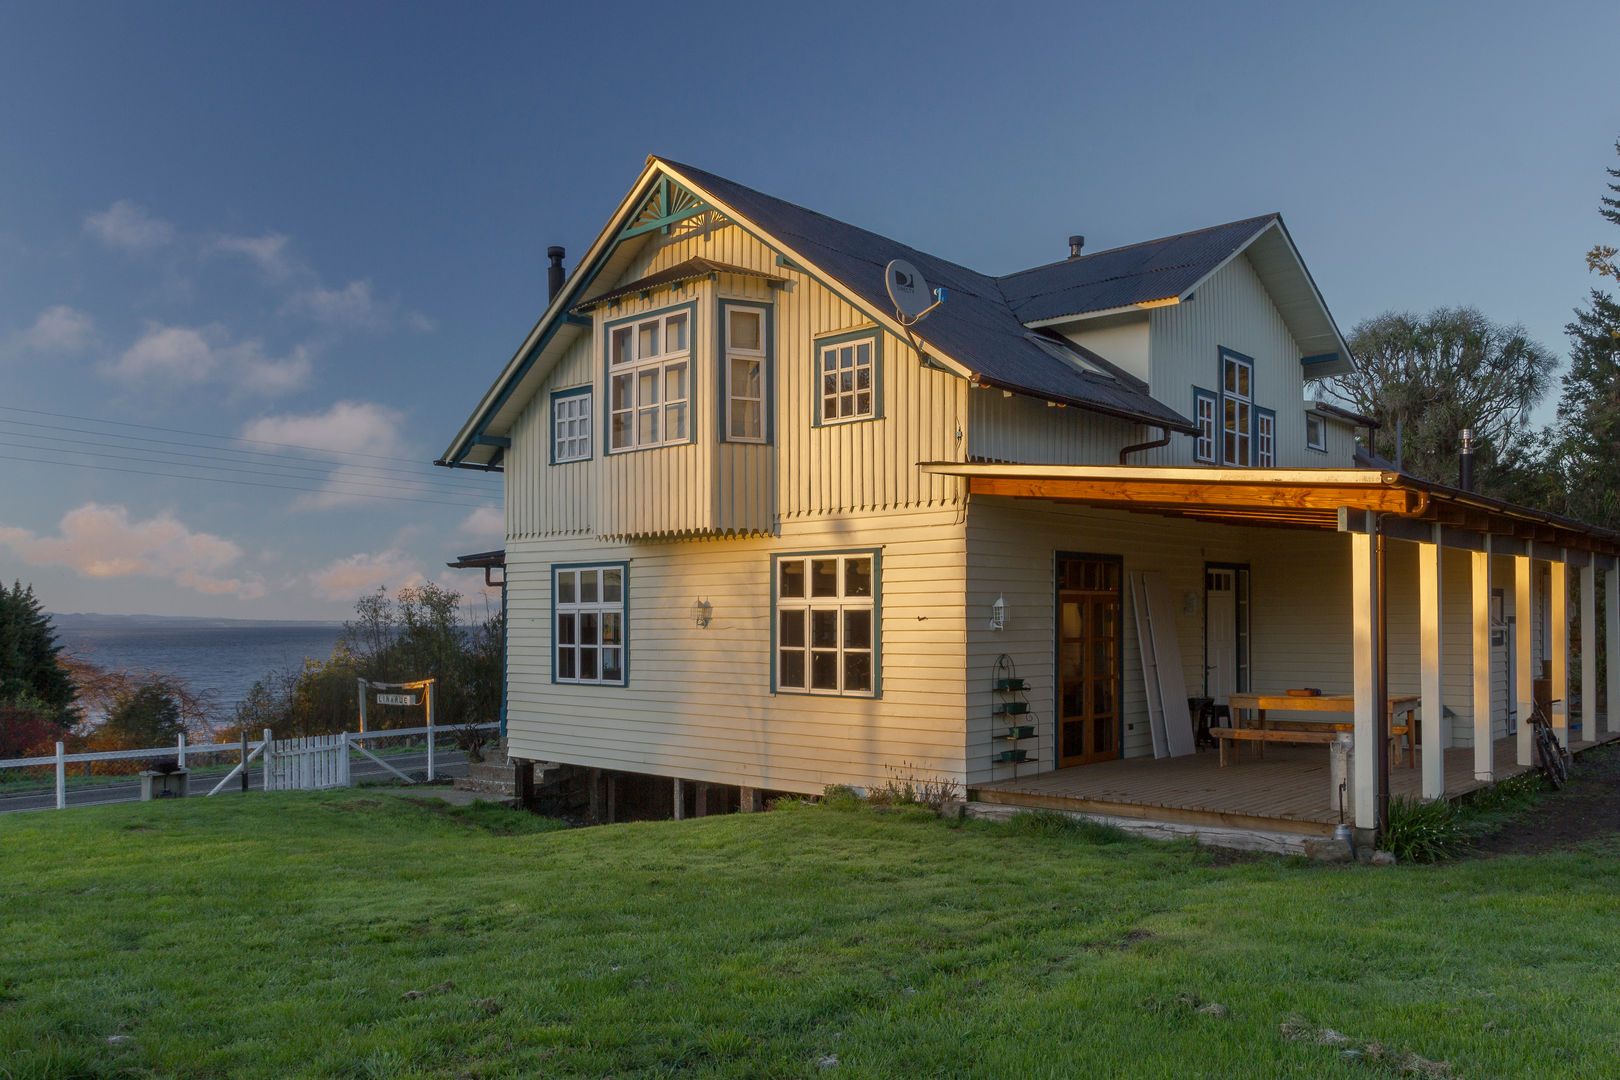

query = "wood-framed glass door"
(1056, 554), (1123, 767)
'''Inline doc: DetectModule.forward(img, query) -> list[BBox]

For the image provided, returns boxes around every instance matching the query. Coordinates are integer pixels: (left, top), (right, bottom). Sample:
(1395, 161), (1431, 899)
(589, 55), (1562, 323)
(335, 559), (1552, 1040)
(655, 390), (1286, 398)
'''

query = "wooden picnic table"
(1218, 692), (1420, 768)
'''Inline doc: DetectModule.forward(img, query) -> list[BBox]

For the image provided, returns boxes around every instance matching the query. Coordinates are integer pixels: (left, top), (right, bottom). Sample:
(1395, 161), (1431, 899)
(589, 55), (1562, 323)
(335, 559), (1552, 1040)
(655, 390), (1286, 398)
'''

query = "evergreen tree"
(1553, 137), (1620, 530)
(103, 682), (185, 747)
(0, 581), (78, 728)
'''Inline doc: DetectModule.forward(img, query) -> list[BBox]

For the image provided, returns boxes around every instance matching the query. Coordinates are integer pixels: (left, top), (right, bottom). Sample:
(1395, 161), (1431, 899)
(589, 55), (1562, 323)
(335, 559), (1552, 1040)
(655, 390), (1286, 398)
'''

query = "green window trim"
(549, 385), (593, 465)
(602, 301), (700, 454)
(811, 327), (883, 427)
(551, 562), (629, 687)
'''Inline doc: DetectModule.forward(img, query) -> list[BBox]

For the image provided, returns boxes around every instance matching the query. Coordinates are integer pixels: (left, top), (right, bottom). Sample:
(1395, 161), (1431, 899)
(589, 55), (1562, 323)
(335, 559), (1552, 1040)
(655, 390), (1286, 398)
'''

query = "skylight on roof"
(1024, 333), (1115, 380)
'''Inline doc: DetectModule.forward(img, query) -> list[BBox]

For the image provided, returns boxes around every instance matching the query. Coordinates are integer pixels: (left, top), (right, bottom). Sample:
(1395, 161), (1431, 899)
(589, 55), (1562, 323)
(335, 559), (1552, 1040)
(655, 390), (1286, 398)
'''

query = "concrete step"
(453, 776), (516, 796)
(467, 760), (517, 784)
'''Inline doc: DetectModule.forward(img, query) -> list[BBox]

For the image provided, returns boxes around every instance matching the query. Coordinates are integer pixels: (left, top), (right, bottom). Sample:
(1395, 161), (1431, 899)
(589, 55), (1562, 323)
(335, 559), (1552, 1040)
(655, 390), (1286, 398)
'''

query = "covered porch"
(928, 462), (1620, 838)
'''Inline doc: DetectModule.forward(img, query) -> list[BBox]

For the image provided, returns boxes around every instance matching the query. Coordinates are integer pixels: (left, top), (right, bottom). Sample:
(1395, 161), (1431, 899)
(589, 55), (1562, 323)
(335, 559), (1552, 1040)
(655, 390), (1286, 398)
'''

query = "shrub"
(1380, 795), (1469, 862)
(868, 762), (961, 812)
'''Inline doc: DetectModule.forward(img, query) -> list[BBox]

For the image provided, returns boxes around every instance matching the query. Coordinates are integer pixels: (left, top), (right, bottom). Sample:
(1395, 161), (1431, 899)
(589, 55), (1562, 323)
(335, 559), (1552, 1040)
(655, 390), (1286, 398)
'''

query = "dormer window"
(607, 305), (692, 452)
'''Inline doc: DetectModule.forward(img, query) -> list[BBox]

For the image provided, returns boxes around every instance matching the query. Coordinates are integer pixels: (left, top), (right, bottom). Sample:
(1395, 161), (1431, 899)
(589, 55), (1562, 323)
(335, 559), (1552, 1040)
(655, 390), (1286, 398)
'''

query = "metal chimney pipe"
(1068, 235), (1085, 259)
(547, 246), (566, 302)
(1459, 427), (1476, 492)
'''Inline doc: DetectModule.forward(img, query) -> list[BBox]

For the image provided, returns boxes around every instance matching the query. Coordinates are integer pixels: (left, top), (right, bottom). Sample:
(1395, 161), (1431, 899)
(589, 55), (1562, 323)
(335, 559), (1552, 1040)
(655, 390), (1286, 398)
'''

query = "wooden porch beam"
(1551, 560), (1570, 748)
(1582, 563), (1597, 747)
(1608, 566), (1620, 738)
(1515, 555), (1535, 768)
(968, 476), (1418, 513)
(1350, 530), (1380, 831)
(1471, 549), (1494, 782)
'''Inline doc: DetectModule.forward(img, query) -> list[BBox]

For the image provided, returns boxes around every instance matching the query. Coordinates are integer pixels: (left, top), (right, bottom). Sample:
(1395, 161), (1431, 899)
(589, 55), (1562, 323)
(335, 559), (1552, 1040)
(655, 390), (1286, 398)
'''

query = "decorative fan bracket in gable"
(618, 177), (719, 241)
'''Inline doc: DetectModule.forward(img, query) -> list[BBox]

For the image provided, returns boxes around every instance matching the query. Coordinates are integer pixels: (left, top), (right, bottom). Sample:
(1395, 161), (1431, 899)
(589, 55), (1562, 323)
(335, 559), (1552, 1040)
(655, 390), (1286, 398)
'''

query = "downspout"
(1119, 426), (1172, 465)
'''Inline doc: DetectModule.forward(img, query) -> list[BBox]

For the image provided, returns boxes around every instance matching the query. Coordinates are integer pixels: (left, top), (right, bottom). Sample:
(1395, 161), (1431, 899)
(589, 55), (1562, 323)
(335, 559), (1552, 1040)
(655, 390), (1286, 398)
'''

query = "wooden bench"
(1211, 726), (1339, 767)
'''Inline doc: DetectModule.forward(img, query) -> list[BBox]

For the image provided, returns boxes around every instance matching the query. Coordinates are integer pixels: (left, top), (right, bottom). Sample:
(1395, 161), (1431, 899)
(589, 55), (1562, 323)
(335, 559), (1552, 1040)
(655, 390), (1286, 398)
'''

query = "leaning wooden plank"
(350, 742), (415, 783)
(1129, 572), (1170, 758)
(1143, 571), (1197, 757)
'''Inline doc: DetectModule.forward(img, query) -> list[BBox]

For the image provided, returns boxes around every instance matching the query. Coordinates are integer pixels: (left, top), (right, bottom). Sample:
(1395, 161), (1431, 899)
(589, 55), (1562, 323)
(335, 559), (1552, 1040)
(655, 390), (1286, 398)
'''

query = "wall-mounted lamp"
(692, 598), (712, 629)
(989, 594), (1006, 632)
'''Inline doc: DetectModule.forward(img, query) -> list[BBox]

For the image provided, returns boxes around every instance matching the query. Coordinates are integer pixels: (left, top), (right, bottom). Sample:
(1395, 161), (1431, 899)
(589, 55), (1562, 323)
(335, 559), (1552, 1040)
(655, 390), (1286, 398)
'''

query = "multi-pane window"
(817, 335), (876, 423)
(1193, 388), (1217, 463)
(554, 565), (625, 686)
(775, 552), (877, 696)
(1256, 409), (1275, 467)
(609, 308), (690, 451)
(725, 304), (766, 442)
(1220, 351), (1253, 466)
(1305, 412), (1327, 452)
(552, 390), (591, 463)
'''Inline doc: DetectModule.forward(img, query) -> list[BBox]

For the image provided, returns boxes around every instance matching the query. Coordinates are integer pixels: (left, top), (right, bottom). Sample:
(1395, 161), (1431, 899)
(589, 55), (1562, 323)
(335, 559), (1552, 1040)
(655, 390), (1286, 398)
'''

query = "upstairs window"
(775, 552), (878, 697)
(1305, 411), (1327, 452)
(724, 302), (769, 443)
(814, 330), (881, 424)
(1220, 350), (1254, 466)
(1256, 408), (1275, 467)
(608, 306), (691, 452)
(551, 387), (592, 463)
(554, 564), (626, 686)
(1193, 388), (1217, 464)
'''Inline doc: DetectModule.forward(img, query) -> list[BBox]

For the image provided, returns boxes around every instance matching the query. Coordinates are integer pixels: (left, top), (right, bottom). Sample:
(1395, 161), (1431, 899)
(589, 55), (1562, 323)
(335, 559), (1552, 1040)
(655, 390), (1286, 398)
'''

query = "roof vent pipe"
(1459, 428), (1476, 492)
(1068, 235), (1085, 259)
(547, 246), (566, 302)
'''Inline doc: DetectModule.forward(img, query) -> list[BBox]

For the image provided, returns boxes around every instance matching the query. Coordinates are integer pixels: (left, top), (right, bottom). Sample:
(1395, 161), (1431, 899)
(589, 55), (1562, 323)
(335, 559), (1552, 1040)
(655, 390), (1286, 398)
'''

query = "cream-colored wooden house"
(442, 157), (1620, 845)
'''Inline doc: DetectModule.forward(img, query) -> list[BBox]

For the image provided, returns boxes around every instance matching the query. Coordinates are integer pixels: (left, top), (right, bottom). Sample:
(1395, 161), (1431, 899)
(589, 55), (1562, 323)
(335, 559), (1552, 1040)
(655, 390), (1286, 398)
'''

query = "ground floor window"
(554, 564), (625, 685)
(774, 551), (878, 696)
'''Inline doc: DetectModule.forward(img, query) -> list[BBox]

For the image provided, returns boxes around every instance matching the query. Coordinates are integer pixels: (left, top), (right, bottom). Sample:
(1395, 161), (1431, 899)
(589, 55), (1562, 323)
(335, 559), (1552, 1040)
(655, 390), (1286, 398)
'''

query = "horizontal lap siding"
(504, 509), (968, 794)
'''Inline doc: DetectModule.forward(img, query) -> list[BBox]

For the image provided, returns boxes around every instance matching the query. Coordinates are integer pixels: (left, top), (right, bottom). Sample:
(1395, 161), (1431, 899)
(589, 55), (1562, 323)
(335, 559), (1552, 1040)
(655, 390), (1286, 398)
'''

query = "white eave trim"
(919, 461), (1399, 486)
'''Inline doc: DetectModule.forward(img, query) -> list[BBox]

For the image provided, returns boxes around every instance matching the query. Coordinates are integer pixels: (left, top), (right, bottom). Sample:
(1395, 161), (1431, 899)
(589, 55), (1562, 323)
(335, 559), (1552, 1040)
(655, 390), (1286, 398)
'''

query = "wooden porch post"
(1419, 536), (1445, 799)
(1551, 557), (1569, 748)
(1515, 551), (1535, 767)
(1608, 562), (1620, 736)
(1471, 547), (1494, 782)
(1351, 529), (1380, 830)
(1581, 561), (1597, 746)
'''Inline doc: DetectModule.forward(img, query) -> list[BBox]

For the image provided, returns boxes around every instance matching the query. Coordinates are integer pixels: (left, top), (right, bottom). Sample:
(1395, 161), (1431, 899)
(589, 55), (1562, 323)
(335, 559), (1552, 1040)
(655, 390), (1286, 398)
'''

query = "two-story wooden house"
(441, 157), (1620, 848)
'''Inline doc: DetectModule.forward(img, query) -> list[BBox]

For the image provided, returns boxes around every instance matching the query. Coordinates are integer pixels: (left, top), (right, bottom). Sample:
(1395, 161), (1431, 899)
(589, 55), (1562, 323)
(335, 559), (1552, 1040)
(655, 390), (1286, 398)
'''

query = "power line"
(0, 403), (503, 472)
(0, 448), (502, 511)
(0, 418), (494, 494)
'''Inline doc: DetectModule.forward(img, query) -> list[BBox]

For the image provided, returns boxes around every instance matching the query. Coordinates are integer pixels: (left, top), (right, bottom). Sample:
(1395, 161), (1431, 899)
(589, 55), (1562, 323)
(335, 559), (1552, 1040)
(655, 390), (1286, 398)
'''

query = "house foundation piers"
(509, 760), (779, 824)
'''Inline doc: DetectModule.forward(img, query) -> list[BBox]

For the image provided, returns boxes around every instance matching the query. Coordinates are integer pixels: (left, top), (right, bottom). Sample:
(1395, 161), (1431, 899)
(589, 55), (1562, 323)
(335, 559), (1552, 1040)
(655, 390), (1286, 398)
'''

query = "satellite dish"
(885, 259), (932, 319)
(885, 259), (945, 325)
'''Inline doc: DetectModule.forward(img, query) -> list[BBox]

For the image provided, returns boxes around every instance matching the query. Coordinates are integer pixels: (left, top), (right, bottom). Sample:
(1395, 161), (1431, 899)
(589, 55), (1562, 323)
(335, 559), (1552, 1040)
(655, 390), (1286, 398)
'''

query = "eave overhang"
(920, 462), (1620, 557)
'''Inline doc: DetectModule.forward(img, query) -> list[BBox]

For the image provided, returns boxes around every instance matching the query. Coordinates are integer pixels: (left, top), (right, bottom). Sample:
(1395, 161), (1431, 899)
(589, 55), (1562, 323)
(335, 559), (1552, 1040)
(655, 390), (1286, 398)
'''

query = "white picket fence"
(0, 722), (497, 810)
(264, 734), (351, 791)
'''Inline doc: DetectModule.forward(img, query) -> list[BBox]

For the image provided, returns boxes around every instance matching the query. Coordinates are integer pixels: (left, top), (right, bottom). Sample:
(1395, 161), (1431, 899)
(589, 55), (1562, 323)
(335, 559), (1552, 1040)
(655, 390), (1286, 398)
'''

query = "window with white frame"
(725, 304), (767, 442)
(1193, 388), (1217, 463)
(775, 552), (877, 696)
(817, 334), (877, 423)
(608, 308), (690, 451)
(1256, 408), (1275, 467)
(1305, 411), (1327, 452)
(1220, 351), (1253, 466)
(554, 565), (625, 685)
(552, 389), (592, 463)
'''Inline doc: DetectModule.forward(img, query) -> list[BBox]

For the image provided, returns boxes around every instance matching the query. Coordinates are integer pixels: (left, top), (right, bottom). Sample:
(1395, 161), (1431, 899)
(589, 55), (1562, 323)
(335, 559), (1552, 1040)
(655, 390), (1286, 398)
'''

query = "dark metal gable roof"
(995, 215), (1279, 324)
(662, 159), (1196, 434)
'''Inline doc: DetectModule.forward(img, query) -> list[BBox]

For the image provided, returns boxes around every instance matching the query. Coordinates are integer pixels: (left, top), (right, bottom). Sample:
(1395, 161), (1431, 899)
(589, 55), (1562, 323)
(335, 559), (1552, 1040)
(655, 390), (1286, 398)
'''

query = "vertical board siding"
(508, 330), (595, 540)
(964, 500), (1508, 787)
(966, 387), (1146, 465)
(1147, 253), (1354, 468)
(503, 508), (969, 794)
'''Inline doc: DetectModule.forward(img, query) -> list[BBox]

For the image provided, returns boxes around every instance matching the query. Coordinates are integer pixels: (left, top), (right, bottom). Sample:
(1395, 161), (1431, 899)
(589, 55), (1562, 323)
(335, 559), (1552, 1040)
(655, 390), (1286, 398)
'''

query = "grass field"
(2, 790), (1616, 1079)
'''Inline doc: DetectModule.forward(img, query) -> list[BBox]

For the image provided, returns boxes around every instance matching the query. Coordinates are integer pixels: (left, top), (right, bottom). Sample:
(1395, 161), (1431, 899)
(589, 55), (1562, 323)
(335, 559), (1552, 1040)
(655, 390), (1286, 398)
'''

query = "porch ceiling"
(919, 462), (1620, 557)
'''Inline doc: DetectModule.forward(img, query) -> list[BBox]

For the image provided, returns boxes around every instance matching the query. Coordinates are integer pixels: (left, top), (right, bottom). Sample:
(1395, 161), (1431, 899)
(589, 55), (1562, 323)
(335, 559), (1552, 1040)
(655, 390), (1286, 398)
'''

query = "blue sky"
(1, 1), (1616, 619)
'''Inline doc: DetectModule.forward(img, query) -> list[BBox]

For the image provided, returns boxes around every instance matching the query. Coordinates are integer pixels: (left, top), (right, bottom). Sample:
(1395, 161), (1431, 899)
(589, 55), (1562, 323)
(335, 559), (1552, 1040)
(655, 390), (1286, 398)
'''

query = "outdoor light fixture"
(989, 594), (1006, 631)
(692, 598), (712, 629)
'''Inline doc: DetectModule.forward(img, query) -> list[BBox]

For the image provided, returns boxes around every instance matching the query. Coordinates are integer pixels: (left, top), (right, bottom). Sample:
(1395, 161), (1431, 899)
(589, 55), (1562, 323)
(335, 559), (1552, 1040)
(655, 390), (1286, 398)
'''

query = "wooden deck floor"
(969, 732), (1620, 835)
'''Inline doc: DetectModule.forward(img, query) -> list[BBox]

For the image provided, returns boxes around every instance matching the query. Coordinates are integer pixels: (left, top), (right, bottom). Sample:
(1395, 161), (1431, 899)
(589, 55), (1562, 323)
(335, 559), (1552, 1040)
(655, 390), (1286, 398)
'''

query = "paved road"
(0, 750), (471, 814)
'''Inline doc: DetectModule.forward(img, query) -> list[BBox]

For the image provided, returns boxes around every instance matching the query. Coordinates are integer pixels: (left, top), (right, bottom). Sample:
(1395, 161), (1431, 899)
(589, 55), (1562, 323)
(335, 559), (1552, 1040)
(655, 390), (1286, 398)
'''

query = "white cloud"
(207, 231), (299, 280)
(309, 548), (426, 600)
(104, 322), (312, 397)
(458, 504), (504, 539)
(83, 200), (174, 252)
(0, 504), (264, 600)
(406, 310), (437, 333)
(240, 402), (412, 509)
(110, 323), (218, 382)
(12, 305), (95, 354)
(287, 279), (385, 329)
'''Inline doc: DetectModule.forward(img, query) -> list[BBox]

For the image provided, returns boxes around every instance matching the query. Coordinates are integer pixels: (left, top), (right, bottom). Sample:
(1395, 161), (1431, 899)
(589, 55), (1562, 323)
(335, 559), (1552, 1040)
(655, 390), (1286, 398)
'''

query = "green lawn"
(2, 791), (1615, 1079)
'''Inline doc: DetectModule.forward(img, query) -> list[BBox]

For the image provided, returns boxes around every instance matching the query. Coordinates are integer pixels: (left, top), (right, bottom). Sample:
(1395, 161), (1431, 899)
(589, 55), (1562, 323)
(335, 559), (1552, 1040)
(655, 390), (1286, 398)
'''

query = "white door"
(1206, 568), (1238, 701)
